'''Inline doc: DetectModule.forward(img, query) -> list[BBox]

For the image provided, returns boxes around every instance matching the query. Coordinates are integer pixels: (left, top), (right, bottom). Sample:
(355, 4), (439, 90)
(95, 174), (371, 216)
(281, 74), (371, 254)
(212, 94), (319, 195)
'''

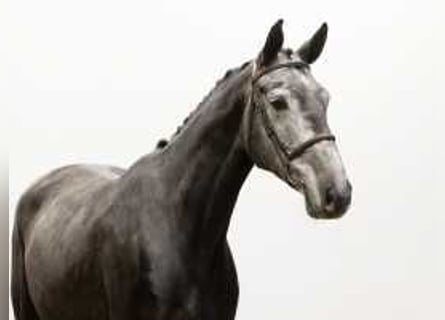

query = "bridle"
(244, 61), (336, 168)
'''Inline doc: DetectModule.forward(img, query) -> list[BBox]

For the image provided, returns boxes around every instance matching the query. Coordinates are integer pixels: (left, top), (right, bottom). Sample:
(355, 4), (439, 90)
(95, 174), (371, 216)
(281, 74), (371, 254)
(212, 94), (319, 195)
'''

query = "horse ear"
(297, 23), (328, 64)
(258, 19), (284, 67)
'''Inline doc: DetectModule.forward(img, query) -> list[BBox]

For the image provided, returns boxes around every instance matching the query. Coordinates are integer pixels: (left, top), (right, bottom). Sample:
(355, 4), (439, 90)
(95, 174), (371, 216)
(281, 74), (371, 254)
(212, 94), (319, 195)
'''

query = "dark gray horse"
(11, 20), (352, 320)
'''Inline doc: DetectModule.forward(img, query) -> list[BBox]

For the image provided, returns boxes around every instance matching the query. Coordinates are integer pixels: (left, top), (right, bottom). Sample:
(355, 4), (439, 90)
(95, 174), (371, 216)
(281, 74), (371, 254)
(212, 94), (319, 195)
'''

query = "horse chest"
(133, 242), (238, 319)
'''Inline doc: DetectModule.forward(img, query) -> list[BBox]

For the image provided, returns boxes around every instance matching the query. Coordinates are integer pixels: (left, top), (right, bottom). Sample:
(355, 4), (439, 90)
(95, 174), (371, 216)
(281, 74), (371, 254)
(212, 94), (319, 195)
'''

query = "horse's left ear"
(258, 19), (284, 67)
(297, 23), (328, 64)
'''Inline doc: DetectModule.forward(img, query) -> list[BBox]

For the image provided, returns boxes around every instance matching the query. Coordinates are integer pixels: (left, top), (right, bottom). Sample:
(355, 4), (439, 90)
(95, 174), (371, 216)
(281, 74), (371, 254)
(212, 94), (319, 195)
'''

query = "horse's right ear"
(258, 19), (284, 67)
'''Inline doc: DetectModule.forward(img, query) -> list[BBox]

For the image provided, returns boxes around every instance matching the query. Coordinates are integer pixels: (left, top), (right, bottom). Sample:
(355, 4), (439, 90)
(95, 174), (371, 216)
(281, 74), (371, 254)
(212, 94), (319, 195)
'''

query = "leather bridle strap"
(252, 61), (309, 84)
(288, 134), (335, 160)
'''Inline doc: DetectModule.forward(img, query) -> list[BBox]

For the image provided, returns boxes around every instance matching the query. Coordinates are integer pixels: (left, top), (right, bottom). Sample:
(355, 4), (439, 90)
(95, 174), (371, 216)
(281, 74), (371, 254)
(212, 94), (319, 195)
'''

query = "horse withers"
(11, 20), (351, 320)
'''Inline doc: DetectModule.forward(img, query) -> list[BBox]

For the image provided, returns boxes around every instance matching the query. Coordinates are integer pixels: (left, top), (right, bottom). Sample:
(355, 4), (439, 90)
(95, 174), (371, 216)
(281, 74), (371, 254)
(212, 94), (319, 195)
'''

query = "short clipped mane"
(155, 61), (251, 149)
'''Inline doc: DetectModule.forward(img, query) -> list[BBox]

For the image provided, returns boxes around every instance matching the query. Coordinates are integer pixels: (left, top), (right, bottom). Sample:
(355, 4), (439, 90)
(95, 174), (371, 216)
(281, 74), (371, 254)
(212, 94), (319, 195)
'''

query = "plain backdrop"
(3, 0), (445, 319)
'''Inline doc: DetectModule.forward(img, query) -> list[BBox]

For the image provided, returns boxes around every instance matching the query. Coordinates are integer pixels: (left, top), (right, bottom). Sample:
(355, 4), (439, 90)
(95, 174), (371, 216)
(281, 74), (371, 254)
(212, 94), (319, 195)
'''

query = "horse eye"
(270, 97), (287, 110)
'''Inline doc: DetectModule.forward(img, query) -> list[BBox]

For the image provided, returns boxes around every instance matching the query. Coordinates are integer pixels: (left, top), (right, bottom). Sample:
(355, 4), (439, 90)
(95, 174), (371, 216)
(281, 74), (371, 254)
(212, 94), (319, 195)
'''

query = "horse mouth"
(303, 187), (350, 220)
(289, 176), (349, 219)
(305, 200), (347, 219)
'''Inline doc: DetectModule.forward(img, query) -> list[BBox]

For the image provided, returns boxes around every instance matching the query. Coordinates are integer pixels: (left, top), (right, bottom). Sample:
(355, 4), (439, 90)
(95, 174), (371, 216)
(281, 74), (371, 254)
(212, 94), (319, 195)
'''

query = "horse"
(11, 19), (352, 320)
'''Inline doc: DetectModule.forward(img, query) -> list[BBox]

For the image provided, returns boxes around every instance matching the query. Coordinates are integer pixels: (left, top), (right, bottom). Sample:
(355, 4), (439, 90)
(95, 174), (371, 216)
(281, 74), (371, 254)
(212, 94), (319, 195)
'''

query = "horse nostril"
(342, 181), (352, 208)
(324, 182), (351, 215)
(325, 186), (336, 210)
(346, 180), (352, 194)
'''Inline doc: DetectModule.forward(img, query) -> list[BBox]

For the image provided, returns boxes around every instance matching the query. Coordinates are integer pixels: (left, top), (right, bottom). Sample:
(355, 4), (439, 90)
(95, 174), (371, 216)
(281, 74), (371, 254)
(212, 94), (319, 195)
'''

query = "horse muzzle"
(306, 180), (352, 219)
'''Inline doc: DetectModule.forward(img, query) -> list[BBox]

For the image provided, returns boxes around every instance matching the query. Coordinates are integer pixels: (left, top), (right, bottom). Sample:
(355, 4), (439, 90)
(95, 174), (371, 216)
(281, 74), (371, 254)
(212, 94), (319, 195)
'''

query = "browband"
(251, 61), (309, 84)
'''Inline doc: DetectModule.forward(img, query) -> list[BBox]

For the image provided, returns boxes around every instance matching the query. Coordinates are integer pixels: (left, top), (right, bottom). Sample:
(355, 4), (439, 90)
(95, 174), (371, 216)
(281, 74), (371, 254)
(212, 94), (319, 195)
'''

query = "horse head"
(243, 20), (352, 219)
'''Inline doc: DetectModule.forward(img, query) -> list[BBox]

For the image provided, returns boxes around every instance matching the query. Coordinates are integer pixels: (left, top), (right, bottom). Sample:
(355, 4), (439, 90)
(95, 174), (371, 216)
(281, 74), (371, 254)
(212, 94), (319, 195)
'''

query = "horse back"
(16, 164), (124, 242)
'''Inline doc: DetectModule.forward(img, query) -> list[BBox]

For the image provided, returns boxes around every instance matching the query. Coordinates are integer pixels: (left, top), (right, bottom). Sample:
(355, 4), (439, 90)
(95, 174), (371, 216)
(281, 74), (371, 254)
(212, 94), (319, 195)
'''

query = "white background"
(4, 0), (445, 319)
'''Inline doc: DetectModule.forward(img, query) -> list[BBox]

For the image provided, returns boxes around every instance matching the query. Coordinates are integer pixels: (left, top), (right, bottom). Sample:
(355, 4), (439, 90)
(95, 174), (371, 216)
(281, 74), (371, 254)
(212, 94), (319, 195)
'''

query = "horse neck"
(122, 65), (254, 256)
(161, 66), (253, 252)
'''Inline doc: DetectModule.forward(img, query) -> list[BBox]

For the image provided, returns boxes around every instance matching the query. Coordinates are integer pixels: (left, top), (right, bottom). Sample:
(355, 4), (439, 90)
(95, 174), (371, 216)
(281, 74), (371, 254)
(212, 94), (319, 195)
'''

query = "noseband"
(246, 61), (336, 163)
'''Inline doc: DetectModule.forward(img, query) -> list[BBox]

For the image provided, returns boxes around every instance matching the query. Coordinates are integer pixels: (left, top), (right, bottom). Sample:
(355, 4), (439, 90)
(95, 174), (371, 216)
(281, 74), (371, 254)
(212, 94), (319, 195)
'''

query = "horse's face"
(245, 20), (351, 219)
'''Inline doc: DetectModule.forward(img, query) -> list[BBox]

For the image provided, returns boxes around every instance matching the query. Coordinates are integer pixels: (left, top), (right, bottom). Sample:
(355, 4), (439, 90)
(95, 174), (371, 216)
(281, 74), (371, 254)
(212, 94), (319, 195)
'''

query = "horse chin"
(304, 194), (347, 220)
(306, 206), (345, 220)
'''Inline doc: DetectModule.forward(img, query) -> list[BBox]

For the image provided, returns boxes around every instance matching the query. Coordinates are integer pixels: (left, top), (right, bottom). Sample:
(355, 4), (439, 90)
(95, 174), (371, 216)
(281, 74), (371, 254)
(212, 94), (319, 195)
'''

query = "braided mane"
(156, 61), (250, 149)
